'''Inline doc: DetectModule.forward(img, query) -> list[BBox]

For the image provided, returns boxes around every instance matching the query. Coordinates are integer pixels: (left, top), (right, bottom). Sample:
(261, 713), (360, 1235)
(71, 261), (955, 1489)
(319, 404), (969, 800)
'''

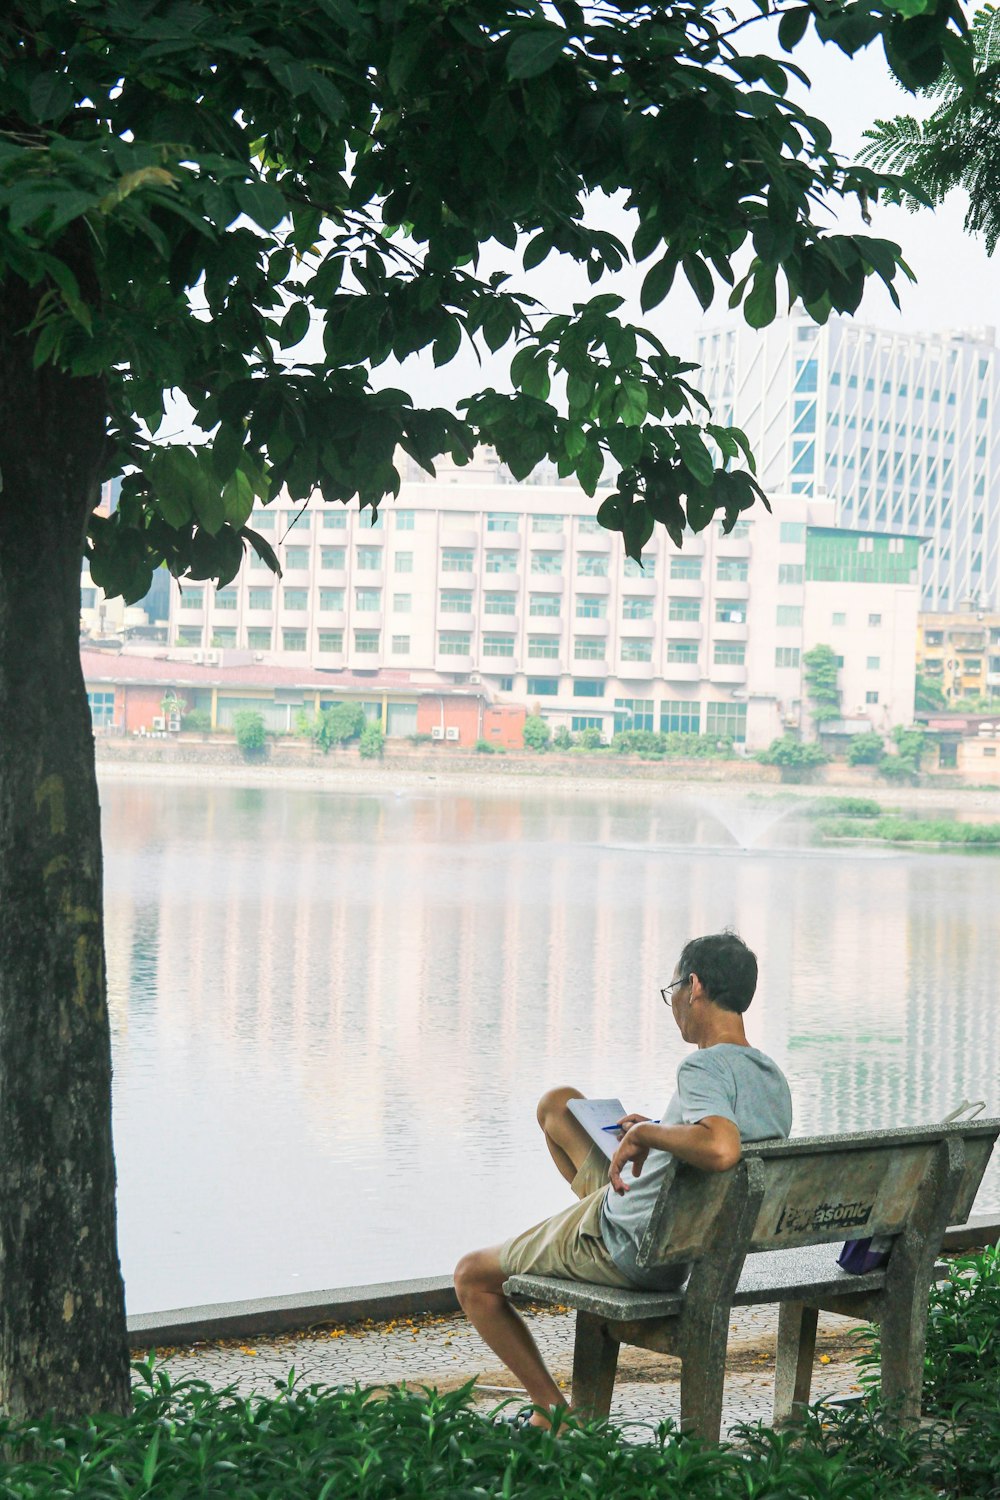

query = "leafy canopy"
(0, 0), (972, 598)
(861, 5), (1000, 252)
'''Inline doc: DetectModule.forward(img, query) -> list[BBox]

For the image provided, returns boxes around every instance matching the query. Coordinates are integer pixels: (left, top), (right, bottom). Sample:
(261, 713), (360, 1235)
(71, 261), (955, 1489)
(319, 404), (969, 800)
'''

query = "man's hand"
(609, 1124), (651, 1195)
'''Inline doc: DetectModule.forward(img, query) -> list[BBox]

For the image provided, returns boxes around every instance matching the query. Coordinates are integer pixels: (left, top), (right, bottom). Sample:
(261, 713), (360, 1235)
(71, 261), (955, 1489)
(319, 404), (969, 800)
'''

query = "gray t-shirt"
(600, 1044), (792, 1288)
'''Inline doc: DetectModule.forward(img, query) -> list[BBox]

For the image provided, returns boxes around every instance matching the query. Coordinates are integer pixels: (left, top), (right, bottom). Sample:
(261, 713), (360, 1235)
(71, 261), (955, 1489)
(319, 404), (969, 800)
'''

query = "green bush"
(297, 701), (367, 753)
(358, 722), (384, 759)
(232, 710), (266, 758)
(522, 714), (551, 751)
(574, 726), (605, 750)
(181, 709), (212, 734)
(808, 797), (882, 819)
(877, 754), (920, 783)
(755, 736), (829, 781)
(474, 737), (496, 753)
(847, 730), (885, 765)
(408, 732), (434, 745)
(552, 725), (573, 750)
(818, 815), (1000, 845)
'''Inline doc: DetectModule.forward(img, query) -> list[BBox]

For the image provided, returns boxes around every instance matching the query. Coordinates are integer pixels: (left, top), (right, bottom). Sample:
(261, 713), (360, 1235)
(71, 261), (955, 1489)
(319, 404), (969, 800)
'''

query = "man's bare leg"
(536, 1085), (594, 1186)
(453, 1247), (569, 1428)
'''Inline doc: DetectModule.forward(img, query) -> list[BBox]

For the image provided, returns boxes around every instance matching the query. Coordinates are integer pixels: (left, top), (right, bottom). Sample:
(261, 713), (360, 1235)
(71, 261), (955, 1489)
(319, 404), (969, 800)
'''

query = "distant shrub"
(181, 709), (211, 734)
(408, 732), (434, 745)
(358, 722), (384, 759)
(474, 738), (496, 753)
(296, 702), (366, 752)
(552, 726), (573, 750)
(808, 797), (882, 819)
(755, 736), (829, 782)
(574, 727), (605, 750)
(846, 730), (885, 765)
(233, 710), (266, 758)
(522, 714), (551, 751)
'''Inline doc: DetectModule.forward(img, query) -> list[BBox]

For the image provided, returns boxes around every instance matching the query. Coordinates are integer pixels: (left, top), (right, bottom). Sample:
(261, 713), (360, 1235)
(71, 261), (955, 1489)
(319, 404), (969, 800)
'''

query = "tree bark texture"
(0, 264), (130, 1419)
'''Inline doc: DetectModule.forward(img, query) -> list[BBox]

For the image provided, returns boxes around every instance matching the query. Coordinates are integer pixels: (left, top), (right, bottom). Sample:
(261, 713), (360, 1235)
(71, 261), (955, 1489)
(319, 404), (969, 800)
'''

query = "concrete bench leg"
(571, 1312), (619, 1420)
(774, 1302), (818, 1425)
(879, 1295), (927, 1428)
(678, 1329), (728, 1442)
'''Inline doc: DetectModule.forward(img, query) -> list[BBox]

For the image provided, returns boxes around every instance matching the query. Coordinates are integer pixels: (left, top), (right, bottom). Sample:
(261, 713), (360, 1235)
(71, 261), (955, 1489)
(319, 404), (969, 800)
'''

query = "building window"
(176, 626), (203, 645)
(87, 691), (116, 727)
(319, 588), (344, 611)
(623, 596), (654, 620)
(486, 550), (518, 574)
(577, 516), (603, 534)
(573, 680), (605, 699)
(250, 550), (271, 571)
(869, 613), (882, 627)
(282, 629), (307, 651)
(865, 690), (879, 704)
(867, 655), (881, 670)
(621, 638), (653, 663)
(776, 605), (803, 627)
(614, 698), (654, 731)
(670, 556), (702, 580)
(395, 551), (414, 573)
(357, 547), (381, 571)
(487, 512), (518, 532)
(285, 547), (310, 570)
(393, 592), (411, 612)
(529, 594), (561, 617)
(713, 641), (746, 666)
(179, 588), (204, 610)
(660, 700), (700, 734)
(283, 588), (308, 611)
(318, 630), (344, 652)
(715, 600), (745, 624)
(832, 611), (846, 626)
(321, 547), (346, 570)
(355, 629), (380, 653)
(322, 511), (347, 529)
(669, 597), (700, 622)
(248, 588), (273, 610)
(667, 641), (699, 664)
(775, 647), (800, 669)
(706, 702), (747, 741)
(528, 636), (560, 659)
(720, 519), (751, 539)
(572, 715), (604, 730)
(438, 631), (471, 655)
(395, 510), (415, 531)
(284, 509), (310, 531)
(574, 638), (605, 660)
(778, 564), (804, 585)
(717, 557), (748, 583)
(485, 593), (516, 615)
(247, 628), (272, 650)
(780, 522), (806, 544)
(215, 589), (238, 610)
(360, 508), (383, 529)
(577, 553), (608, 577)
(527, 677), (559, 696)
(496, 676), (514, 691)
(483, 633), (515, 657)
(532, 514), (563, 533)
(576, 596), (607, 619)
(254, 510), (276, 529)
(532, 552), (563, 575)
(440, 589), (472, 613)
(624, 557), (655, 578)
(355, 588), (381, 611)
(391, 635), (410, 654)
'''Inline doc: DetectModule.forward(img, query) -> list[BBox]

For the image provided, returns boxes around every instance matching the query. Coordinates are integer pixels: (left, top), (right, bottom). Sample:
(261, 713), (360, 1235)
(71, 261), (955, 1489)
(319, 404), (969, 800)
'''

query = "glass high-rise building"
(697, 313), (999, 610)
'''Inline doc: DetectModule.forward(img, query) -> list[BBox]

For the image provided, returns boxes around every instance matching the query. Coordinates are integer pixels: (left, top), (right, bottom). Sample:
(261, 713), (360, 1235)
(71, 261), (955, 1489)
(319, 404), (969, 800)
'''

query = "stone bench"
(503, 1119), (1000, 1440)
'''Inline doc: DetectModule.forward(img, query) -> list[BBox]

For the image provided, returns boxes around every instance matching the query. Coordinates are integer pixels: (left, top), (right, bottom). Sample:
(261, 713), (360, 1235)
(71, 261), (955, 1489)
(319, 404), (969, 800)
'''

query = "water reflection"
(100, 779), (1000, 1313)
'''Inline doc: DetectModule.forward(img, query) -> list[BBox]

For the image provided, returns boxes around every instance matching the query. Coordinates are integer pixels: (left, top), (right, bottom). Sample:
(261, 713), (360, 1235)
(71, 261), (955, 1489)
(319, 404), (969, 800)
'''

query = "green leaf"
(506, 29), (565, 80)
(146, 448), (195, 528)
(211, 425), (244, 482)
(777, 6), (811, 51)
(29, 73), (73, 122)
(674, 425), (715, 487)
(242, 526), (282, 575)
(522, 233), (551, 270)
(596, 496), (624, 531)
(222, 470), (256, 529)
(640, 255), (677, 312)
(433, 319), (462, 366)
(279, 301), (311, 348)
(682, 254), (714, 312)
(234, 178), (287, 231)
(621, 501), (654, 563)
(744, 268), (777, 328)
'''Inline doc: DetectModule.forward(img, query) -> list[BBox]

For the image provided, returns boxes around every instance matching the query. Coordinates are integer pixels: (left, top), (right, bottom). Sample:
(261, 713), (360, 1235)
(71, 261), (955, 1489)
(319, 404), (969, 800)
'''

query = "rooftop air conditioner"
(205, 650), (220, 665)
(167, 717), (181, 732)
(445, 727), (460, 741)
(191, 650), (204, 664)
(152, 715), (166, 731)
(431, 726), (445, 741)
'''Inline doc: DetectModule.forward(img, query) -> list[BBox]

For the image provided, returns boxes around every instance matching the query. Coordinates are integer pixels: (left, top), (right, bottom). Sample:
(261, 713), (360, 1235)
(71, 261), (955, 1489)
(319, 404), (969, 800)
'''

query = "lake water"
(100, 775), (1000, 1314)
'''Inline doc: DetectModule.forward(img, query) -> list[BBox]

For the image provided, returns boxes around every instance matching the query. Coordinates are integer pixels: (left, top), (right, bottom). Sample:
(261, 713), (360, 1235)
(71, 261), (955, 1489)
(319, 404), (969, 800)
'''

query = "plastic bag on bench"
(837, 1099), (987, 1276)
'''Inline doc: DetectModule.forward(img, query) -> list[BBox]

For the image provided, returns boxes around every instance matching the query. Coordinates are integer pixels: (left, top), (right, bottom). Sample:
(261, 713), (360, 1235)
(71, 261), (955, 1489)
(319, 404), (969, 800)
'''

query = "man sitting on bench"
(454, 930), (793, 1428)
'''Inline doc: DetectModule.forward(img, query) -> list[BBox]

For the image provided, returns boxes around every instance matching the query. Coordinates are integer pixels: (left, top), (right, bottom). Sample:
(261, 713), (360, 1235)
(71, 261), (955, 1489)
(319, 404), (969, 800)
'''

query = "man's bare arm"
(609, 1116), (741, 1194)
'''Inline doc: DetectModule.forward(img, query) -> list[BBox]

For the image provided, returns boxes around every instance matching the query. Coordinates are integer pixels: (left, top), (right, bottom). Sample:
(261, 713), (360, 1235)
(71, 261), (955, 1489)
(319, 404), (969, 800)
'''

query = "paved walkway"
(140, 1301), (868, 1437)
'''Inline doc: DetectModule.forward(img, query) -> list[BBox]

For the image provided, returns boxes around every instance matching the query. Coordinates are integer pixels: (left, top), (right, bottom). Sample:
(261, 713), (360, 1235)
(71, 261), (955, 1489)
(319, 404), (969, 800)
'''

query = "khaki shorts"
(498, 1144), (636, 1289)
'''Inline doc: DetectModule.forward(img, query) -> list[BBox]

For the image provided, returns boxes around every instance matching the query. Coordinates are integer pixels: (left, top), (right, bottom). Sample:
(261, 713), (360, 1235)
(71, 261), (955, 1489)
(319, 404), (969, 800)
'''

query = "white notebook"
(567, 1096), (626, 1161)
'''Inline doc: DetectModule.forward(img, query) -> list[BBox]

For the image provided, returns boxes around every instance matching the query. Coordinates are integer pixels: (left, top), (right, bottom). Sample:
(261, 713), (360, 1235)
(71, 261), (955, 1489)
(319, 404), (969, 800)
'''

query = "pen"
(602, 1120), (659, 1131)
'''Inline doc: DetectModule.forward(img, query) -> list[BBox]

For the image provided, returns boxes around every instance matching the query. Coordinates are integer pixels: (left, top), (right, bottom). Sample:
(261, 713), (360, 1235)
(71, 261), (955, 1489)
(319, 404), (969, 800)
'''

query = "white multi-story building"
(697, 313), (999, 610)
(165, 473), (920, 750)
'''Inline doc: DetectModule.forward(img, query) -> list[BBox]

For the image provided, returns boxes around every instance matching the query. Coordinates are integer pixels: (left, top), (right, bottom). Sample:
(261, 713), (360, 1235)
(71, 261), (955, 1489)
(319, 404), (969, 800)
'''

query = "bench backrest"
(636, 1119), (1000, 1271)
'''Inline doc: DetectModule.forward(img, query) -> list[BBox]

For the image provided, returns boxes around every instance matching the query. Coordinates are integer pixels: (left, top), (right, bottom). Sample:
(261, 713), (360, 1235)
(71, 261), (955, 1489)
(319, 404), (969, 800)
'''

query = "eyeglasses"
(660, 978), (687, 1004)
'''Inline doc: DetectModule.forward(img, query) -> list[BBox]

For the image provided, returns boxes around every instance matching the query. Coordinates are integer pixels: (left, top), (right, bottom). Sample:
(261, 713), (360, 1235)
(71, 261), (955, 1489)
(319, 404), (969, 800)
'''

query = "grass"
(818, 815), (1000, 845)
(0, 1252), (998, 1497)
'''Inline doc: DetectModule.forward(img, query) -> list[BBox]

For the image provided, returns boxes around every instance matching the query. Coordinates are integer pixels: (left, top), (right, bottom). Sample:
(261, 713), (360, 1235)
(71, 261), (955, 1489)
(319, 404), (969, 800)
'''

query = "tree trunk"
(0, 269), (130, 1419)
